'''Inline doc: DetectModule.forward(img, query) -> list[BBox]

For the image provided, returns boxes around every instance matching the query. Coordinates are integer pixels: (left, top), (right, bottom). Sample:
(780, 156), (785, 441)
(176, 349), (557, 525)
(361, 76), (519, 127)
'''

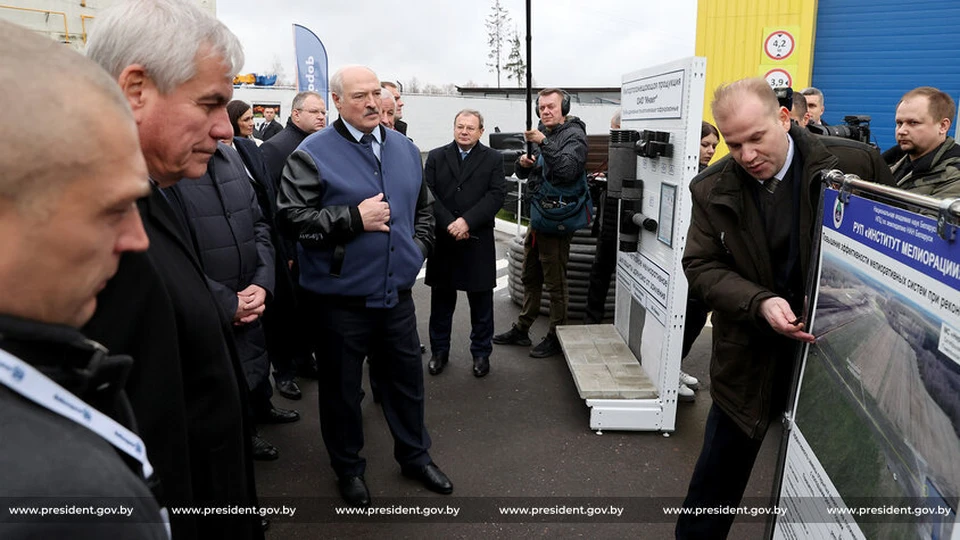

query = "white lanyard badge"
(0, 347), (154, 478)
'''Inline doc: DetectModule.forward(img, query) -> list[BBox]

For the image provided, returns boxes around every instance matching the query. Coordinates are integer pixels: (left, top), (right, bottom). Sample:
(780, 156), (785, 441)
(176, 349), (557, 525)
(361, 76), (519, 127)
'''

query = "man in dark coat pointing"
(424, 109), (507, 377)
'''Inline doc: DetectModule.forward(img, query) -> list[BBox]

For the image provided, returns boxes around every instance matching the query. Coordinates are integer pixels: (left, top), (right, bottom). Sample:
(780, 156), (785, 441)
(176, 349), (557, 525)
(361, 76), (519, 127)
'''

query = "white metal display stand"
(562, 57), (706, 432)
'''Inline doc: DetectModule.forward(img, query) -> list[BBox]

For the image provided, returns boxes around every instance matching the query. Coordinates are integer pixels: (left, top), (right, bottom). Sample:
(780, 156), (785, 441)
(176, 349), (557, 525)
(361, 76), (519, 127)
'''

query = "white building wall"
(233, 86), (619, 155)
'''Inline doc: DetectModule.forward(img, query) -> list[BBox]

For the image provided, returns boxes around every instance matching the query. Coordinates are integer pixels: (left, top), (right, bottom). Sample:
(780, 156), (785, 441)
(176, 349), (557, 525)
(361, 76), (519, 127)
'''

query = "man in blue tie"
(423, 109), (507, 378)
(277, 65), (451, 507)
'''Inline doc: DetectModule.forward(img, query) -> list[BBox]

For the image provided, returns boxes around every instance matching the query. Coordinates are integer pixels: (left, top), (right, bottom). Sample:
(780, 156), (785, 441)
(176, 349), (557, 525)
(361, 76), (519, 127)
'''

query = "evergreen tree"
(485, 0), (511, 88)
(505, 28), (526, 88)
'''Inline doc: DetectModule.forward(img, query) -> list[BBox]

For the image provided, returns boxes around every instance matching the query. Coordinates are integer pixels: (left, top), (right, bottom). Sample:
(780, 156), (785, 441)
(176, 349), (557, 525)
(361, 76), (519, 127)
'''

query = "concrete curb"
(495, 217), (526, 237)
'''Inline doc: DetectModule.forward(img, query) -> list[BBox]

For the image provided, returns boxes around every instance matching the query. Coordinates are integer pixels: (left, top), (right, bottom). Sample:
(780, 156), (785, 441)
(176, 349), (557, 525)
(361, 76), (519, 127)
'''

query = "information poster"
(776, 189), (960, 539)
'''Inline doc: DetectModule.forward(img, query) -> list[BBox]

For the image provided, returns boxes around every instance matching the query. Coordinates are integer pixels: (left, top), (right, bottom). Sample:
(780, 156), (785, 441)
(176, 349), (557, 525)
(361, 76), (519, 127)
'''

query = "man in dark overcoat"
(424, 109), (507, 377)
(80, 1), (262, 538)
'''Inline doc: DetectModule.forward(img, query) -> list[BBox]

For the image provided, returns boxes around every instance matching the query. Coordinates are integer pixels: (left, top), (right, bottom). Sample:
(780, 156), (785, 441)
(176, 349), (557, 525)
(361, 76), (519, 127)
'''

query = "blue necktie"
(361, 133), (380, 162)
(460, 150), (468, 161)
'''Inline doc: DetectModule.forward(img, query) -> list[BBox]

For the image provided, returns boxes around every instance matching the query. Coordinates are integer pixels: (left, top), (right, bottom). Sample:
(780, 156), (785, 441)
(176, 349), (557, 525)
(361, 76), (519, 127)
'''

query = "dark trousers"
(518, 230), (572, 334)
(249, 377), (274, 418)
(675, 404), (766, 539)
(681, 297), (709, 359)
(429, 287), (494, 358)
(584, 191), (619, 323)
(306, 292), (432, 477)
(264, 261), (314, 382)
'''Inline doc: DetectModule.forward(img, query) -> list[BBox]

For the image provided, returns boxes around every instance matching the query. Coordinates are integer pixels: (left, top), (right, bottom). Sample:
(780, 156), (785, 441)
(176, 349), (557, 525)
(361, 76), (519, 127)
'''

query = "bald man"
(678, 77), (892, 538)
(0, 20), (166, 539)
(279, 65), (449, 507)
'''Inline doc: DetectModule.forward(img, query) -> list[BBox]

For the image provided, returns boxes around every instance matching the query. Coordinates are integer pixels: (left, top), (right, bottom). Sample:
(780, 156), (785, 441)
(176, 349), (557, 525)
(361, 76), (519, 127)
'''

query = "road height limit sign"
(764, 68), (793, 88)
(764, 30), (795, 61)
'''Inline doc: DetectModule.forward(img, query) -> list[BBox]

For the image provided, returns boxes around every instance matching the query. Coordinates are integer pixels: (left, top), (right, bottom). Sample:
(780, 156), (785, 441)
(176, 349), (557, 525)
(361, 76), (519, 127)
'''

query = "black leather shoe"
(493, 324), (532, 346)
(338, 475), (371, 507)
(530, 333), (562, 358)
(276, 379), (302, 400)
(256, 407), (301, 424)
(473, 356), (490, 378)
(251, 435), (278, 461)
(428, 352), (449, 375)
(402, 462), (453, 494)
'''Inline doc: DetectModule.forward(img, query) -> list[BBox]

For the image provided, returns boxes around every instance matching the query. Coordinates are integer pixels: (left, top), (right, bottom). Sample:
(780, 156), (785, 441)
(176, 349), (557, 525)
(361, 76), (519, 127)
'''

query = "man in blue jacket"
(278, 65), (450, 507)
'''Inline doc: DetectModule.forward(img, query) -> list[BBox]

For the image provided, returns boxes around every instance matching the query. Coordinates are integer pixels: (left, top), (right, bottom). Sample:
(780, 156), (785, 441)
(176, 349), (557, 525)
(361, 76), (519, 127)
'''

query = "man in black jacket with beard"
(0, 20), (166, 539)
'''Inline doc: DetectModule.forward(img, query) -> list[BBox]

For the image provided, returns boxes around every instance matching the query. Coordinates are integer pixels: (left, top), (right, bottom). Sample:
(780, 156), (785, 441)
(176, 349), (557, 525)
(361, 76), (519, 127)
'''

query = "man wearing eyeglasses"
(423, 109), (507, 378)
(262, 92), (327, 184)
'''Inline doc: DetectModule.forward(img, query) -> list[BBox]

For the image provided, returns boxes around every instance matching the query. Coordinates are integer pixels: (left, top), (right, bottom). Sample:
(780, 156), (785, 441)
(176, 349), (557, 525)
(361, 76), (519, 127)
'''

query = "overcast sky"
(216, 0), (697, 89)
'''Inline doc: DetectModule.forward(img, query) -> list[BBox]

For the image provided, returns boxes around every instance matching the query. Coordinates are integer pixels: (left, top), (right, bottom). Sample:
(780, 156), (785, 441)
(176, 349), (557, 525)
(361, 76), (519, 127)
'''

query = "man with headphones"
(493, 88), (588, 358)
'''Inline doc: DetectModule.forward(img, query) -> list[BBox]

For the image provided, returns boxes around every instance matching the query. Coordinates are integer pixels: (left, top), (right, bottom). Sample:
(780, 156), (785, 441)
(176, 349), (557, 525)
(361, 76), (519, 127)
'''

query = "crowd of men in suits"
(0, 0), (527, 534)
(12, 1), (957, 538)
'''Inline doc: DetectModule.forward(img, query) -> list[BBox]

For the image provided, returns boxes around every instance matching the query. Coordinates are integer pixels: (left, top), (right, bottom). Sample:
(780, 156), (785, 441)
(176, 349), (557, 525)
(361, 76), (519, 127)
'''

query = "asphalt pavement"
(254, 230), (781, 539)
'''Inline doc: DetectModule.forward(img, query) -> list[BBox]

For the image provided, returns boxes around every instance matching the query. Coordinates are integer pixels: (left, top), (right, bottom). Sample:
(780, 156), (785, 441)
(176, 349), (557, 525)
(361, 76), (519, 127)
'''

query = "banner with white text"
(293, 24), (328, 102)
(775, 189), (960, 539)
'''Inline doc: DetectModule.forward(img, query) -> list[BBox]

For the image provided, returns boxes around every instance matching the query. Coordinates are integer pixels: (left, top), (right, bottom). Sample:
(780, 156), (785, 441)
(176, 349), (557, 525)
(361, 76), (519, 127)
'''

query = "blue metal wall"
(811, 0), (960, 151)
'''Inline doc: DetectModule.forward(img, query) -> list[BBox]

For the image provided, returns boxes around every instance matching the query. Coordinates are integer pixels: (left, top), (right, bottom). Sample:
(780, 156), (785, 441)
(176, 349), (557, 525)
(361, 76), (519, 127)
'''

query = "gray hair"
(381, 91), (396, 107)
(330, 65), (378, 96)
(1, 20), (133, 208)
(292, 91), (323, 110)
(86, 0), (244, 94)
(454, 109), (484, 129)
(800, 87), (824, 101)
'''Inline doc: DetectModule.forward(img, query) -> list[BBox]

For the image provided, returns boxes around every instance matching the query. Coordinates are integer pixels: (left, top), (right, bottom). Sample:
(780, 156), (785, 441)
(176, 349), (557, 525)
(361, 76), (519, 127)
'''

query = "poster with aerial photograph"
(775, 189), (959, 540)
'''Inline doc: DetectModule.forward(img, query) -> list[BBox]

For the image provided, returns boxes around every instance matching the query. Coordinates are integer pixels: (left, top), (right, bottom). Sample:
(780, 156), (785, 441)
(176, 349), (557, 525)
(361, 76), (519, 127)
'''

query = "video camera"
(489, 131), (526, 177)
(808, 115), (873, 146)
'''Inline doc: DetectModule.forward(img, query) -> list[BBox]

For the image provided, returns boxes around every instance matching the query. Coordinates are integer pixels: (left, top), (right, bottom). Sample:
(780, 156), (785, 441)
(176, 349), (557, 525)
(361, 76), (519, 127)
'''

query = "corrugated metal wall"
(695, 0), (818, 158)
(810, 0), (960, 150)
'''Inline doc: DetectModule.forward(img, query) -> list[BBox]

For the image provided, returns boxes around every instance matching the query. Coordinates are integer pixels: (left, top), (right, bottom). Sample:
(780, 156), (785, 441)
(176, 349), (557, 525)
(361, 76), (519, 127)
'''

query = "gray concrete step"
(556, 324), (658, 400)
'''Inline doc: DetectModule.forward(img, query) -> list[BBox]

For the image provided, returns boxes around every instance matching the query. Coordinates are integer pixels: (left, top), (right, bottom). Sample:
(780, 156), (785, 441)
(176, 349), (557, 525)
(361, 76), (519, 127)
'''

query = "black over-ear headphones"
(535, 89), (571, 118)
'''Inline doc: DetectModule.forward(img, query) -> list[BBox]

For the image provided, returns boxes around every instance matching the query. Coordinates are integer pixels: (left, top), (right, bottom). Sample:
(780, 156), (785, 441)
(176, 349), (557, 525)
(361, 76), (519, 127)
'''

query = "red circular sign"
(764, 30), (796, 61)
(764, 68), (793, 88)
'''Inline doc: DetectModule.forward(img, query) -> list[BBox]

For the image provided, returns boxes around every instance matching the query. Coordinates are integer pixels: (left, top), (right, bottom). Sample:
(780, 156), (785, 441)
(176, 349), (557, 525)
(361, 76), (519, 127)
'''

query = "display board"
(774, 188), (960, 539)
(613, 57), (706, 431)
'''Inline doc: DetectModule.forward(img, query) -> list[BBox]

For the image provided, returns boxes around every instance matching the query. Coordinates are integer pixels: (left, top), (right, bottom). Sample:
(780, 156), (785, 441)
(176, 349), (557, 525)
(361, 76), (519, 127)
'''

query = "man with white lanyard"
(0, 21), (168, 539)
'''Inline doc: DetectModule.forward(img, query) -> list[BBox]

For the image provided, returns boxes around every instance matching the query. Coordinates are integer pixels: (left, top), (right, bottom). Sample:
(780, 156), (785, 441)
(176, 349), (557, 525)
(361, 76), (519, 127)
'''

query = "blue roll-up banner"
(293, 24), (328, 102)
(774, 188), (960, 539)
